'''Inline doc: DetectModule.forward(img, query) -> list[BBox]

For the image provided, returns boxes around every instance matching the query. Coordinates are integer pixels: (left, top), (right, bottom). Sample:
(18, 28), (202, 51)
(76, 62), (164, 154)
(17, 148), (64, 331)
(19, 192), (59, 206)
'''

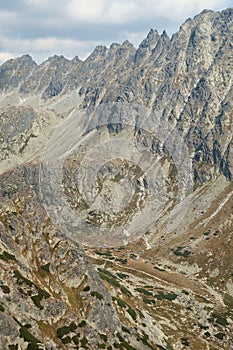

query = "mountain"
(0, 8), (232, 350)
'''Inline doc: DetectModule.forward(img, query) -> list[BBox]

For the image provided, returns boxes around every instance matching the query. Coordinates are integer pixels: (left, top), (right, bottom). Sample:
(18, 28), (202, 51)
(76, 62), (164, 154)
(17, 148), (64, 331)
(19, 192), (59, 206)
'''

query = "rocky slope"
(0, 7), (232, 350)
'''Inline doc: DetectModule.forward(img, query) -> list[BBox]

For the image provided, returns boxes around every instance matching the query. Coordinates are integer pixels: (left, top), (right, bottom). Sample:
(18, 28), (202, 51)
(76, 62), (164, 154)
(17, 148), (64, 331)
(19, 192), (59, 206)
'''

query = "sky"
(0, 0), (232, 64)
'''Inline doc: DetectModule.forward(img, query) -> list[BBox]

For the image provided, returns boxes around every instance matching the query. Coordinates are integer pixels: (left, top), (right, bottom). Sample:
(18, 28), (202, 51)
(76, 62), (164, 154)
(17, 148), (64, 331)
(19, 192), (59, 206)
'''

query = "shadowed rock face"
(0, 8), (233, 350)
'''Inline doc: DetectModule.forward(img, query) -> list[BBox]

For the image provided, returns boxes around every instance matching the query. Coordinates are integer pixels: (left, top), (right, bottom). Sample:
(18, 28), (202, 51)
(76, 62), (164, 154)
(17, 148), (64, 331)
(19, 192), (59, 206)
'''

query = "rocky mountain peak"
(121, 39), (134, 48)
(161, 29), (169, 42)
(85, 45), (108, 62)
(140, 28), (160, 49)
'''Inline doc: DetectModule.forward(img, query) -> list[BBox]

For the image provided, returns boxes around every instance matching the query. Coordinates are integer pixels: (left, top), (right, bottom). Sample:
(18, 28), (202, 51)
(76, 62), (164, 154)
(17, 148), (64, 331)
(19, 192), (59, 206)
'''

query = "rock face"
(0, 8), (233, 350)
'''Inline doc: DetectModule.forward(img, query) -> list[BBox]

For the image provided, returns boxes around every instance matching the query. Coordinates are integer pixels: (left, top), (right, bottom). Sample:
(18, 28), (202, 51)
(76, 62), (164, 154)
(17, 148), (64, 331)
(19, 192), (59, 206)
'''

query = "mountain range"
(0, 8), (232, 350)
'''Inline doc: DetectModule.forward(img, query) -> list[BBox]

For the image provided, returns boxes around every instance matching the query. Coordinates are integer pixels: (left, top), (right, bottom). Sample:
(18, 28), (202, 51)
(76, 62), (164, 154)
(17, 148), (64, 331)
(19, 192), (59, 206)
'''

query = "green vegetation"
(127, 307), (137, 321)
(78, 320), (86, 327)
(140, 332), (154, 350)
(112, 296), (127, 308)
(61, 336), (72, 344)
(31, 287), (50, 309)
(214, 332), (224, 340)
(113, 173), (124, 182)
(122, 326), (130, 334)
(13, 270), (33, 287)
(99, 333), (108, 342)
(113, 340), (136, 350)
(116, 273), (129, 279)
(40, 263), (50, 272)
(69, 322), (77, 332)
(135, 287), (153, 296)
(203, 231), (210, 236)
(19, 325), (40, 346)
(115, 258), (127, 265)
(98, 268), (117, 279)
(212, 313), (228, 326)
(0, 251), (16, 262)
(0, 285), (10, 293)
(80, 336), (88, 348)
(13, 270), (50, 309)
(143, 297), (155, 305)
(154, 266), (166, 272)
(117, 333), (136, 350)
(173, 247), (191, 258)
(57, 326), (70, 339)
(224, 293), (233, 308)
(181, 338), (189, 346)
(95, 250), (106, 256)
(83, 285), (91, 292)
(204, 331), (211, 337)
(120, 286), (132, 297)
(72, 335), (80, 345)
(98, 272), (120, 288)
(155, 291), (178, 301)
(0, 303), (5, 312)
(91, 291), (104, 300)
(57, 321), (77, 341)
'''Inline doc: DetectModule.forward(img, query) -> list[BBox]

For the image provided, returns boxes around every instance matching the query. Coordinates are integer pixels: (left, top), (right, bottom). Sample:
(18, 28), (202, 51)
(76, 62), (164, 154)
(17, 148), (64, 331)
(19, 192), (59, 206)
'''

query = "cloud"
(0, 35), (98, 62)
(0, 0), (231, 63)
(0, 52), (15, 64)
(65, 0), (231, 24)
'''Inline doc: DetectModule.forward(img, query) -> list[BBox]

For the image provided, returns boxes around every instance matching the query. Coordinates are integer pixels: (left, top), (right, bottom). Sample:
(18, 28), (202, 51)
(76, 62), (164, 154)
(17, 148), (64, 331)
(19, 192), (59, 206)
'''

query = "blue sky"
(0, 0), (232, 64)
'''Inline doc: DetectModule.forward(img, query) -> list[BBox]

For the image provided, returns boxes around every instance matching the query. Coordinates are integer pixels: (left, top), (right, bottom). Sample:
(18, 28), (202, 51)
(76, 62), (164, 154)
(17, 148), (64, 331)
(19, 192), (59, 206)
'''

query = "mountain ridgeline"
(0, 8), (233, 183)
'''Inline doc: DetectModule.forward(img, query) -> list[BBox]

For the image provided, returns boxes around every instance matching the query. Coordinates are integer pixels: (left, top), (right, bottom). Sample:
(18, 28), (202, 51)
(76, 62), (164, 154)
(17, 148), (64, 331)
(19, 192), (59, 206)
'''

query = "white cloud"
(65, 0), (231, 24)
(0, 0), (231, 63)
(0, 52), (15, 65)
(0, 35), (99, 62)
(66, 0), (106, 22)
